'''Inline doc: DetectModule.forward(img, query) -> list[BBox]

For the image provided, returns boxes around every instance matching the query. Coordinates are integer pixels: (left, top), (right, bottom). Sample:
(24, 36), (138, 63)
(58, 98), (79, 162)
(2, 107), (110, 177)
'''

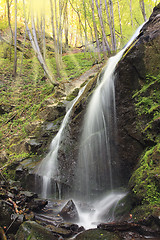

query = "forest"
(0, 0), (157, 81)
(0, 1), (160, 240)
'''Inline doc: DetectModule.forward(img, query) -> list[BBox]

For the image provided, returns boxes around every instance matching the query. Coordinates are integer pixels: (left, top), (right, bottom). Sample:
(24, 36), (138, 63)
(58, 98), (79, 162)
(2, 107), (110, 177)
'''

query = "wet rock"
(18, 191), (38, 201)
(58, 222), (80, 232)
(74, 229), (121, 240)
(46, 225), (72, 238)
(15, 221), (57, 240)
(28, 198), (48, 212)
(59, 199), (79, 222)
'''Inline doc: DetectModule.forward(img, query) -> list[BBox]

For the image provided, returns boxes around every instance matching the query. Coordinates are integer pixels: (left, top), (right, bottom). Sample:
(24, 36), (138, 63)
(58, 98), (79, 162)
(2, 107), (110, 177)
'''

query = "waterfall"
(76, 24), (145, 201)
(36, 87), (85, 199)
(73, 24), (145, 228)
(35, 23), (144, 225)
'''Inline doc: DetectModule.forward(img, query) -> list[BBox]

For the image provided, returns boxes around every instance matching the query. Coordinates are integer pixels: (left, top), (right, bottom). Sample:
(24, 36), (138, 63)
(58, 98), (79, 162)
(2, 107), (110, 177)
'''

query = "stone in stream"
(59, 199), (79, 222)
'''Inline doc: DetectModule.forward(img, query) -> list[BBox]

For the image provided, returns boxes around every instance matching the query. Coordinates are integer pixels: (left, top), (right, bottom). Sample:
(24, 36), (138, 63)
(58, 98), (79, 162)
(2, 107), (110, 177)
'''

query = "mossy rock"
(75, 229), (121, 240)
(129, 144), (160, 209)
(66, 88), (79, 101)
(15, 221), (57, 240)
(130, 204), (159, 222)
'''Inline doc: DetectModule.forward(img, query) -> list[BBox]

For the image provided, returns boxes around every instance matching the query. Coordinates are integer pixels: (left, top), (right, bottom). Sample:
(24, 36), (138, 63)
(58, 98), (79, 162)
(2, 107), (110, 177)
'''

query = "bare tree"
(95, 0), (111, 55)
(117, 0), (122, 36)
(6, 0), (13, 43)
(64, 0), (69, 48)
(50, 0), (61, 77)
(139, 0), (147, 21)
(13, 0), (17, 77)
(23, 0), (58, 85)
(91, 0), (101, 61)
(108, 0), (116, 51)
(129, 0), (133, 27)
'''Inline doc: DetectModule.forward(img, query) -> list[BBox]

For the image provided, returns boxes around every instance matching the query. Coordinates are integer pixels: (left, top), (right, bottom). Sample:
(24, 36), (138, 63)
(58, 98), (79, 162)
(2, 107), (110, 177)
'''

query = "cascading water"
(35, 23), (145, 229)
(36, 87), (85, 199)
(74, 24), (145, 228)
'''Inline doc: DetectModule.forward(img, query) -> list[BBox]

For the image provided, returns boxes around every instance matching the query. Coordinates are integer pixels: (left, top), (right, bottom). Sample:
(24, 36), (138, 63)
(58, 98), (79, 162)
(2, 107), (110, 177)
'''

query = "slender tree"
(6, 0), (13, 43)
(50, 0), (61, 77)
(13, 0), (17, 77)
(64, 0), (69, 48)
(108, 0), (116, 51)
(129, 0), (133, 27)
(139, 0), (147, 21)
(117, 0), (122, 36)
(91, 0), (101, 61)
(95, 0), (111, 55)
(23, 0), (58, 85)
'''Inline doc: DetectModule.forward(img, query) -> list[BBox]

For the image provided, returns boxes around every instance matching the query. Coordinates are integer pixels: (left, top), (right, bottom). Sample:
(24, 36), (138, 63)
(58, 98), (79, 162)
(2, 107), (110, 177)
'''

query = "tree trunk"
(117, 0), (122, 36)
(50, 0), (61, 77)
(64, 1), (69, 48)
(23, 0), (57, 85)
(139, 0), (147, 21)
(42, 15), (46, 60)
(83, 0), (88, 52)
(91, 0), (101, 61)
(95, 0), (111, 55)
(6, 0), (13, 44)
(108, 0), (116, 52)
(13, 0), (17, 77)
(104, 0), (114, 51)
(130, 0), (133, 27)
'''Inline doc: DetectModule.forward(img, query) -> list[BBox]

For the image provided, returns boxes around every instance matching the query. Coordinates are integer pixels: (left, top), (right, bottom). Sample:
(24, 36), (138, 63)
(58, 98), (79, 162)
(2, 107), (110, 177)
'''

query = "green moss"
(66, 88), (79, 101)
(132, 74), (160, 143)
(129, 144), (160, 206)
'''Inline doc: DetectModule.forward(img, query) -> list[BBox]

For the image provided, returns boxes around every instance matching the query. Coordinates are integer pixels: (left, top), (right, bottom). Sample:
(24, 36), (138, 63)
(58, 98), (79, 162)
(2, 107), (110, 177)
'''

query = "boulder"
(15, 221), (57, 240)
(39, 103), (66, 121)
(28, 198), (48, 212)
(59, 200), (79, 222)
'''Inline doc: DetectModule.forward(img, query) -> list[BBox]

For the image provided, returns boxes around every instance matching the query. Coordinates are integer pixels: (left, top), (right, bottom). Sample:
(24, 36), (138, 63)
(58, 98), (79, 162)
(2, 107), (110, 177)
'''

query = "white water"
(36, 23), (144, 228)
(36, 87), (85, 198)
(76, 192), (126, 229)
(74, 24), (145, 227)
(76, 24), (145, 200)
